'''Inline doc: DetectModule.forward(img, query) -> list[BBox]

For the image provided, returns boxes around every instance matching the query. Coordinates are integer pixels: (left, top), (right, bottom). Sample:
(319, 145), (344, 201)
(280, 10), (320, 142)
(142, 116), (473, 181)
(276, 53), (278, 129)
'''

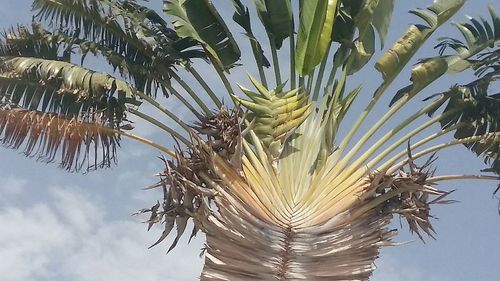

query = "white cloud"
(372, 256), (450, 281)
(0, 185), (204, 281)
(0, 176), (27, 197)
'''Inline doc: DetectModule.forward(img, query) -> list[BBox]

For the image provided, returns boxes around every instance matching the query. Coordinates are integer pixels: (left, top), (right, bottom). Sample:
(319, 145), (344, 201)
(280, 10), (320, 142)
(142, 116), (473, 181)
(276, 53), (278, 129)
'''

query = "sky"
(0, 0), (499, 281)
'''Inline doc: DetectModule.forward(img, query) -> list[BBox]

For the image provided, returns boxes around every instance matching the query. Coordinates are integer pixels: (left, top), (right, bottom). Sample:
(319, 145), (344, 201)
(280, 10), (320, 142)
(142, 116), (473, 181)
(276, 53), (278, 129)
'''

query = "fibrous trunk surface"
(201, 200), (394, 280)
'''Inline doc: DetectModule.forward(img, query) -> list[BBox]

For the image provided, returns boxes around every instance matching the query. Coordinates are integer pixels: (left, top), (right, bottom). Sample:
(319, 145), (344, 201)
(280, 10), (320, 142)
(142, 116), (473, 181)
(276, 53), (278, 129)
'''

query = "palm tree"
(1, 0), (499, 279)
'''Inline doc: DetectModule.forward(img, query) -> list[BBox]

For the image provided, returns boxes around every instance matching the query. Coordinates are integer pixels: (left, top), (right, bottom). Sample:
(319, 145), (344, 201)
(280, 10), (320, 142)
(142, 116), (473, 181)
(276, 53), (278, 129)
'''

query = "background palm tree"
(1, 0), (499, 280)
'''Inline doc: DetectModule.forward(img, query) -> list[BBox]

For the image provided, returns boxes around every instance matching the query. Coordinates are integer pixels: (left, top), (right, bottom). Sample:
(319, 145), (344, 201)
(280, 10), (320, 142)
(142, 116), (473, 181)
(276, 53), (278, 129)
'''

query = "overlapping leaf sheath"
(201, 195), (395, 280)
(196, 144), (450, 280)
(233, 77), (312, 158)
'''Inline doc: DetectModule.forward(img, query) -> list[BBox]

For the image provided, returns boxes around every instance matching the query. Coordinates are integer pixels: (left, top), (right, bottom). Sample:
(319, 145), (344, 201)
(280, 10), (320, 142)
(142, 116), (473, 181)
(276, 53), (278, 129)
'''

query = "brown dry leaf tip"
(192, 105), (241, 160)
(371, 153), (454, 242)
(139, 144), (218, 250)
(0, 105), (121, 172)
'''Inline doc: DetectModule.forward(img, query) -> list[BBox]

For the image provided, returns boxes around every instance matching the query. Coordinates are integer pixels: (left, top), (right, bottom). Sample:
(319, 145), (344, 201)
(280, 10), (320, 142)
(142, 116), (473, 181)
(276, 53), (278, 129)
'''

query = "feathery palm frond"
(0, 54), (142, 172)
(0, 23), (65, 61)
(0, 0), (208, 173)
(32, 0), (205, 96)
(435, 5), (500, 73)
(32, 0), (153, 58)
(429, 69), (500, 174)
(0, 56), (140, 125)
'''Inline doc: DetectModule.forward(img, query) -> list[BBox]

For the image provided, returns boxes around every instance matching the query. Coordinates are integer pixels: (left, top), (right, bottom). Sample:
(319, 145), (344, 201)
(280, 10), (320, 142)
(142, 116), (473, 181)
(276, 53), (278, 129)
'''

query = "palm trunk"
(200, 194), (395, 280)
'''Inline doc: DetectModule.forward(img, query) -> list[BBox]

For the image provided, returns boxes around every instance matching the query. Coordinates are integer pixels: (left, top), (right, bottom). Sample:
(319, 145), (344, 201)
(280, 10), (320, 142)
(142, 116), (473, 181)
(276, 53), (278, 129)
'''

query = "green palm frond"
(434, 5), (500, 73)
(0, 56), (140, 125)
(0, 23), (64, 61)
(32, 0), (205, 96)
(33, 0), (150, 57)
(429, 69), (500, 174)
(472, 49), (500, 76)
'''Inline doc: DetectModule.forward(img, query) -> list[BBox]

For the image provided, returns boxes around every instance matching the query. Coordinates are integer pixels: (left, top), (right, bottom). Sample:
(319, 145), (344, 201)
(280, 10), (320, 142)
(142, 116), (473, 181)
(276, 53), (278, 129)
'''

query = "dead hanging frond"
(136, 143), (217, 252)
(371, 149), (455, 241)
(0, 105), (122, 172)
(192, 106), (241, 160)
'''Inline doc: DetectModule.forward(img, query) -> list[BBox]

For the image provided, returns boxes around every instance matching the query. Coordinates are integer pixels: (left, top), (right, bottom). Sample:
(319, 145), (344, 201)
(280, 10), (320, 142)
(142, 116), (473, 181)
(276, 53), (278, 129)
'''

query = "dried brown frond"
(137, 143), (217, 252)
(192, 106), (241, 160)
(0, 105), (121, 172)
(371, 152), (455, 241)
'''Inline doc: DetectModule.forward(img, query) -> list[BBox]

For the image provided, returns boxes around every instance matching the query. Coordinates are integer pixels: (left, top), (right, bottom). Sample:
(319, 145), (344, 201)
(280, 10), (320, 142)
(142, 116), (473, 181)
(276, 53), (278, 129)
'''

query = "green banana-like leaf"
(347, 0), (395, 74)
(353, 0), (396, 49)
(347, 24), (376, 75)
(0, 56), (140, 125)
(390, 5), (499, 106)
(371, 0), (395, 49)
(296, 0), (340, 76)
(164, 0), (241, 70)
(253, 0), (292, 49)
(389, 57), (448, 106)
(233, 76), (312, 157)
(331, 8), (355, 44)
(230, 0), (270, 68)
(376, 0), (465, 81)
